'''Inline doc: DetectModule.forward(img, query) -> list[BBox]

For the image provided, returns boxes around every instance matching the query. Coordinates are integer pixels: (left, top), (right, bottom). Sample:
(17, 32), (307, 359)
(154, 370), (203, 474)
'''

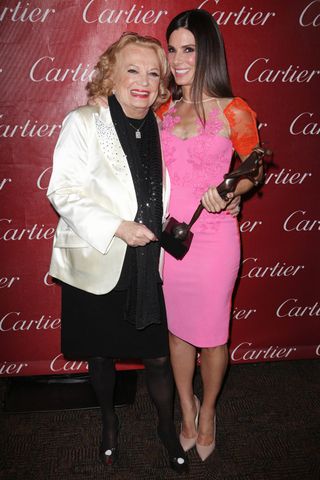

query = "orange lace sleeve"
(156, 98), (172, 120)
(224, 97), (260, 157)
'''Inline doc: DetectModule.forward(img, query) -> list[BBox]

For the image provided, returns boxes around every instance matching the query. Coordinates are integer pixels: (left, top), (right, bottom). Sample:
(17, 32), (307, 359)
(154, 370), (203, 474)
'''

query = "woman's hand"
(226, 195), (241, 217)
(87, 96), (108, 107)
(201, 186), (233, 213)
(115, 221), (157, 247)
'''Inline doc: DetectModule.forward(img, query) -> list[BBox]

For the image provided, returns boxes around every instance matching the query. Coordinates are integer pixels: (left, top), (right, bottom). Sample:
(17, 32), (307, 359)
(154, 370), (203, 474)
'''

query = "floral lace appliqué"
(160, 108), (181, 165)
(162, 107), (180, 131)
(161, 105), (233, 210)
(162, 106), (223, 139)
(224, 97), (259, 156)
(196, 108), (224, 137)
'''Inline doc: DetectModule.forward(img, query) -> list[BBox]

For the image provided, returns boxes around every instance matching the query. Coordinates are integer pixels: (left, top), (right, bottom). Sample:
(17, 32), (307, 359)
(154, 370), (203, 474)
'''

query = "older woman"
(47, 33), (188, 472)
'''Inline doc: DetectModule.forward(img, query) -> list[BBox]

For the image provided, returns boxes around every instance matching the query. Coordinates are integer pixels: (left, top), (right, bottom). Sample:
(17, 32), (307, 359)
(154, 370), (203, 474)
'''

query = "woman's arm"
(115, 221), (157, 246)
(225, 97), (263, 196)
(202, 98), (262, 213)
(48, 109), (124, 254)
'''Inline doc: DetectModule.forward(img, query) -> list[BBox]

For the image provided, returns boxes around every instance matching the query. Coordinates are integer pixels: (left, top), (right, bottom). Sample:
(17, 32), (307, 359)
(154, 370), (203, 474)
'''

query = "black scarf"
(108, 94), (163, 330)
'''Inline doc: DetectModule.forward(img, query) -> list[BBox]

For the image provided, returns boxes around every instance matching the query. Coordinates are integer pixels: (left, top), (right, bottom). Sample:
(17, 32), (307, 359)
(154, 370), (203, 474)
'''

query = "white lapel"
(94, 106), (135, 191)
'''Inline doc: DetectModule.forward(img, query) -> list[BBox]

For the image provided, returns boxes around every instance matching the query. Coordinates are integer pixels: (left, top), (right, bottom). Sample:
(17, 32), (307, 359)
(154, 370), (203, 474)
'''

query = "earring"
(112, 89), (116, 94)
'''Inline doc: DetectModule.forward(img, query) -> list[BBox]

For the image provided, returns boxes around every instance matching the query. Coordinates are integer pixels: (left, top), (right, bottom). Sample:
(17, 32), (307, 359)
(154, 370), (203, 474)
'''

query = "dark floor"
(0, 359), (319, 480)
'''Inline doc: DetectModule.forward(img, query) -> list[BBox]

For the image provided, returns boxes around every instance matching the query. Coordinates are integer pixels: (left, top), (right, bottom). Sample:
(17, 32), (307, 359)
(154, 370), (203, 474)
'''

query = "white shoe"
(179, 395), (200, 452)
(196, 414), (216, 461)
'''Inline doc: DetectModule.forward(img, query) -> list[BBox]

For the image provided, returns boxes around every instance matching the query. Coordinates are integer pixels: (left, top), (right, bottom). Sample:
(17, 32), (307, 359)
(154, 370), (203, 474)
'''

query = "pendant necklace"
(127, 117), (147, 139)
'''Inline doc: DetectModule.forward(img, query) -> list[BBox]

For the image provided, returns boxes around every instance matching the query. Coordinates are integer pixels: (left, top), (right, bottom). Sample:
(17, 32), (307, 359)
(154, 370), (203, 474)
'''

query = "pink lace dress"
(160, 98), (259, 347)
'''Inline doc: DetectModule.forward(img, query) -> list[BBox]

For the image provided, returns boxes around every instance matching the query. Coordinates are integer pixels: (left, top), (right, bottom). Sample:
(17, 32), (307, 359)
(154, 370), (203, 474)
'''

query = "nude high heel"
(179, 395), (200, 452)
(196, 414), (216, 461)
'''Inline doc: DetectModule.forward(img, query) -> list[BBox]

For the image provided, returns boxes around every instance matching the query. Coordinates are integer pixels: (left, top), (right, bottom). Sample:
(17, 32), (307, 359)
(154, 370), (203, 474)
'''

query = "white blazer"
(47, 105), (170, 294)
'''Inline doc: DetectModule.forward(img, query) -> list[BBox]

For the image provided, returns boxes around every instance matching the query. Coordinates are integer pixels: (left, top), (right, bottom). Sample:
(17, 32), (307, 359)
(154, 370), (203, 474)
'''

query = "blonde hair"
(86, 32), (170, 110)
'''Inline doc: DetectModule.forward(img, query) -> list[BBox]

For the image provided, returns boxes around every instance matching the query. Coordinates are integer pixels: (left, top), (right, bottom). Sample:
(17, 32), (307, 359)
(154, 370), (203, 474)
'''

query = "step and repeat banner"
(0, 1), (319, 376)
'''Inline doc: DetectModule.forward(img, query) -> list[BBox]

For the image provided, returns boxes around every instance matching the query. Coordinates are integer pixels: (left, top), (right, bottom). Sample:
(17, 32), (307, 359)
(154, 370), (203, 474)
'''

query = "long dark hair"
(166, 9), (233, 121)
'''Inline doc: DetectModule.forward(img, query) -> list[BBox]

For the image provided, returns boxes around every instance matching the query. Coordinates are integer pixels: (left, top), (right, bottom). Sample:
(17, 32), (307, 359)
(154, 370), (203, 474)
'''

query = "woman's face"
(167, 28), (196, 87)
(112, 44), (161, 118)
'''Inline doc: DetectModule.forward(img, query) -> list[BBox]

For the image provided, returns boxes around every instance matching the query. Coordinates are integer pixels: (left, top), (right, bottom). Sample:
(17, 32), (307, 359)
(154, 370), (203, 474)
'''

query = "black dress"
(60, 281), (168, 359)
(60, 113), (169, 360)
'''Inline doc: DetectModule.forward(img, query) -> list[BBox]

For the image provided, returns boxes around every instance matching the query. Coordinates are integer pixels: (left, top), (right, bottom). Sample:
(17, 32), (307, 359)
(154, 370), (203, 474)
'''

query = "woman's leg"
(169, 332), (198, 438)
(143, 355), (188, 471)
(88, 357), (118, 452)
(197, 343), (228, 445)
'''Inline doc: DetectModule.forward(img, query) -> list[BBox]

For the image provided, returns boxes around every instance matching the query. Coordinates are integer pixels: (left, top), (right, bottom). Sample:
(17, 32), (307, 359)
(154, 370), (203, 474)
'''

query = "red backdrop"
(1, 0), (319, 377)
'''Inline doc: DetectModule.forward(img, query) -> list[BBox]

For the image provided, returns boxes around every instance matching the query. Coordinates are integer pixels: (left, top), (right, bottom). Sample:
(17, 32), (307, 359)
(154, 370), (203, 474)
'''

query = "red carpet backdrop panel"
(0, 0), (319, 376)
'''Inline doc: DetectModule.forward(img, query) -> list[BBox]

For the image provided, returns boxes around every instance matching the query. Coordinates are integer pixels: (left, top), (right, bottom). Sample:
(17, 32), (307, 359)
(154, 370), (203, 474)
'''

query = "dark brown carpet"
(1, 359), (319, 480)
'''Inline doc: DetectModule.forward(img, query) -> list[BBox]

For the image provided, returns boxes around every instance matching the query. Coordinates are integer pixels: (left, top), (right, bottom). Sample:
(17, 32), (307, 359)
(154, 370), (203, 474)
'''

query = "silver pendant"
(135, 130), (141, 139)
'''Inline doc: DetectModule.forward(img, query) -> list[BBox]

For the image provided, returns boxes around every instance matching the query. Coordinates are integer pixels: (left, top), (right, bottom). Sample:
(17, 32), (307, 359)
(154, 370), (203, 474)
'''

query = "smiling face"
(167, 28), (196, 88)
(111, 44), (161, 118)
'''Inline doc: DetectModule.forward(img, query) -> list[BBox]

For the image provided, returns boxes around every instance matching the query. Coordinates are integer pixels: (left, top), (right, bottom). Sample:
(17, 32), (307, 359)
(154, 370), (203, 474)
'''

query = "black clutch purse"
(161, 147), (269, 260)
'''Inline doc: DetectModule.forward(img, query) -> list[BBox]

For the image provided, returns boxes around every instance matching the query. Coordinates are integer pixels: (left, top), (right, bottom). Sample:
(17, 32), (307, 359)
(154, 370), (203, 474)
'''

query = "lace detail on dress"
(196, 108), (224, 137)
(224, 97), (259, 157)
(159, 97), (259, 233)
(162, 106), (225, 139)
(162, 107), (180, 131)
(161, 108), (180, 165)
(190, 148), (229, 199)
(160, 106), (232, 201)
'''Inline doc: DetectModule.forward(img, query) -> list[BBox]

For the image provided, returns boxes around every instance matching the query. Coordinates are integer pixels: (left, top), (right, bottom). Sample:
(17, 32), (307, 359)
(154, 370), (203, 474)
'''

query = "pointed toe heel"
(196, 440), (215, 462)
(179, 431), (197, 452)
(179, 394), (200, 452)
(196, 414), (216, 462)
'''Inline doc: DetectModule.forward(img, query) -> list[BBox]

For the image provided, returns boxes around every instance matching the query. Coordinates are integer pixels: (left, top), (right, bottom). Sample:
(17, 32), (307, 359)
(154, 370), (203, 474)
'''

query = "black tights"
(88, 356), (183, 456)
(88, 357), (117, 450)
